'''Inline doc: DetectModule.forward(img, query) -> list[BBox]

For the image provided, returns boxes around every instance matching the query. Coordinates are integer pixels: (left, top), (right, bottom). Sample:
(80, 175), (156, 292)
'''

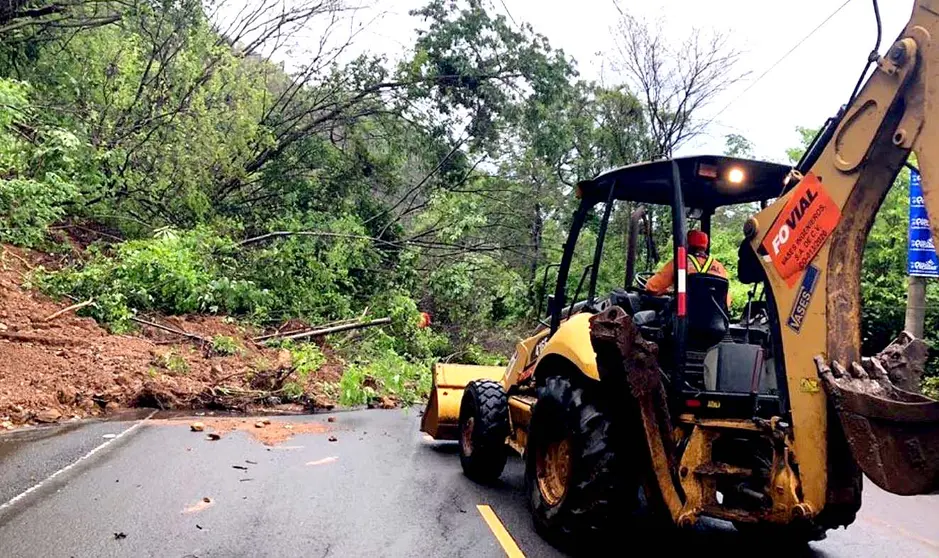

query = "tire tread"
(527, 376), (625, 545)
(459, 380), (509, 482)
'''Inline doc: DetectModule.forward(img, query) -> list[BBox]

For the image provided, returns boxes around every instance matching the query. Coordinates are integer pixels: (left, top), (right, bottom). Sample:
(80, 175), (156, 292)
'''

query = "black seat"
(686, 273), (730, 350)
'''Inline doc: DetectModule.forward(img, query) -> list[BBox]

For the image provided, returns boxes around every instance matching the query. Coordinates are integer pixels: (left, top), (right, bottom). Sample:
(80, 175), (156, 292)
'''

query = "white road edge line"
(0, 410), (157, 511)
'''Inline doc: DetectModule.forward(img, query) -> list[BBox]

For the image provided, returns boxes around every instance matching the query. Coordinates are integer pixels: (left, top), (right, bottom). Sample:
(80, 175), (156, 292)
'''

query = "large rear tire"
(526, 376), (623, 545)
(458, 380), (509, 482)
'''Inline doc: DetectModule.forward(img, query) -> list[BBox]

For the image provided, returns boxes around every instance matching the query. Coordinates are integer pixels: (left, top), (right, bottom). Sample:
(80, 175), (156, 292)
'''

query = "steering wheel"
(633, 271), (655, 291)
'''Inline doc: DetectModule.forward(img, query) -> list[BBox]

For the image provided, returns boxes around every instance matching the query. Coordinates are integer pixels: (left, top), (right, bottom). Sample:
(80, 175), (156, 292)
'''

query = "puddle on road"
(150, 417), (331, 446)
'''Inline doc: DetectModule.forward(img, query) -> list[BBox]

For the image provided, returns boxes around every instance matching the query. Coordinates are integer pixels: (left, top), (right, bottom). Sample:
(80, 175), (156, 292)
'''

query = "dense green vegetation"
(0, 0), (935, 400)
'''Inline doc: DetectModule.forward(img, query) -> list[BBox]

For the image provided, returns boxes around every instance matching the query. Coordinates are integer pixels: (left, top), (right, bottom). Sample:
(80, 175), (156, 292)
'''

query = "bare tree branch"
(613, 13), (748, 157)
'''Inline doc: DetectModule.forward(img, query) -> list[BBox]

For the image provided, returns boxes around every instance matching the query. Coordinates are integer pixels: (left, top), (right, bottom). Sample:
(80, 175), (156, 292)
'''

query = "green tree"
(724, 133), (754, 158)
(785, 127), (819, 164)
(0, 78), (81, 247)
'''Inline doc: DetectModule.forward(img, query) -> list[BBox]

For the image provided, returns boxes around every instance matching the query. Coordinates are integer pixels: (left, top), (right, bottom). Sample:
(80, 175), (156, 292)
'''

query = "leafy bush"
(338, 365), (377, 406)
(371, 293), (450, 359)
(38, 228), (266, 331)
(339, 350), (431, 407)
(334, 307), (437, 407)
(210, 335), (242, 356)
(241, 214), (382, 323)
(270, 340), (329, 400)
(153, 349), (190, 375)
(462, 344), (507, 366)
(288, 342), (327, 377)
(425, 255), (527, 332)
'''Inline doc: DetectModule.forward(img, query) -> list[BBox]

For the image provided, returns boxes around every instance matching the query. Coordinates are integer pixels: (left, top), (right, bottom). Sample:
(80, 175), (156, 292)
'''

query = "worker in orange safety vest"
(645, 230), (732, 308)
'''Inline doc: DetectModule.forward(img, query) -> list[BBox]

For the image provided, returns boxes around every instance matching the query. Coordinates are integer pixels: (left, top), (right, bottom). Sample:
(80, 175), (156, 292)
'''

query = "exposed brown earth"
(0, 246), (345, 430)
(153, 417), (332, 446)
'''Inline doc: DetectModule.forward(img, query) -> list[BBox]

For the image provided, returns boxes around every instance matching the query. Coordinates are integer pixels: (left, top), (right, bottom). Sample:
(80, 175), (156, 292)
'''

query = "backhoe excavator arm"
(748, 0), (939, 511)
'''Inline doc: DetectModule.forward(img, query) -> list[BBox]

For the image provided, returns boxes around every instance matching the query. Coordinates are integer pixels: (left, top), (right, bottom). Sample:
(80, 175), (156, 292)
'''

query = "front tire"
(526, 376), (622, 545)
(458, 380), (509, 482)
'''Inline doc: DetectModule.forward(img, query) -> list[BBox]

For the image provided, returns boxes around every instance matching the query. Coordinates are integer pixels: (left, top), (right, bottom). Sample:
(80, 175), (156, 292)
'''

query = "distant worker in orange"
(645, 230), (732, 307)
(418, 312), (432, 329)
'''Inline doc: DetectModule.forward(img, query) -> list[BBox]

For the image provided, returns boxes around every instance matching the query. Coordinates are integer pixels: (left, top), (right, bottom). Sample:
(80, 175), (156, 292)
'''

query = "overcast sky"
(348, 0), (914, 163)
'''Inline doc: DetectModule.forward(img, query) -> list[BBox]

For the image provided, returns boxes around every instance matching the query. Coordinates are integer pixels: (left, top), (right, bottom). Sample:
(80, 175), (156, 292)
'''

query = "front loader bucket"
(816, 334), (939, 495)
(420, 363), (504, 440)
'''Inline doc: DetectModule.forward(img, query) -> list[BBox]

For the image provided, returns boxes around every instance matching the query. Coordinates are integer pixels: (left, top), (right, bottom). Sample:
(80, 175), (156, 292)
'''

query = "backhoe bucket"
(420, 363), (504, 440)
(816, 333), (939, 495)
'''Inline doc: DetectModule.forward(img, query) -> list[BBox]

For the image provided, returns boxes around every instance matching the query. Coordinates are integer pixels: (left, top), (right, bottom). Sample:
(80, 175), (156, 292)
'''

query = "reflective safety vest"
(688, 254), (714, 274)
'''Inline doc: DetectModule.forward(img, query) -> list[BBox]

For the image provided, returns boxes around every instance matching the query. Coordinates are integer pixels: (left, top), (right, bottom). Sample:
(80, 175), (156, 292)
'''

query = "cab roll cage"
(548, 162), (689, 377)
(546, 162), (790, 418)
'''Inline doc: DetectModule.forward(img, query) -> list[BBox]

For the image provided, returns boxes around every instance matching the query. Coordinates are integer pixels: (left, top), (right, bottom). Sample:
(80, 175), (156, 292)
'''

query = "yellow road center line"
(860, 515), (939, 551)
(476, 505), (525, 558)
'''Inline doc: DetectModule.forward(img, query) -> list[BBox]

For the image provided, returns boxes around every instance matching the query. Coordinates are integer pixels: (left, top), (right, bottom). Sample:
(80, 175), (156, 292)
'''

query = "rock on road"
(0, 409), (937, 557)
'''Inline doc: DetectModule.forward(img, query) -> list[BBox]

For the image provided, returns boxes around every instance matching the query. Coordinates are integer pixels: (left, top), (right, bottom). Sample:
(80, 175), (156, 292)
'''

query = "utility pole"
(905, 275), (926, 337)
(906, 166), (931, 338)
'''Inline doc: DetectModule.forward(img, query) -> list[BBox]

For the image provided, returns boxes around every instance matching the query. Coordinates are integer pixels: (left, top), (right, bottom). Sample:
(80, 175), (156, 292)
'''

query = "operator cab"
(542, 155), (792, 419)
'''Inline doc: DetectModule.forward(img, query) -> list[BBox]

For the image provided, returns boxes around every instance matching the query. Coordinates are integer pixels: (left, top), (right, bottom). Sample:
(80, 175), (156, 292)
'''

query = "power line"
(498, 0), (518, 28)
(610, 0), (624, 17)
(701, 0), (856, 129)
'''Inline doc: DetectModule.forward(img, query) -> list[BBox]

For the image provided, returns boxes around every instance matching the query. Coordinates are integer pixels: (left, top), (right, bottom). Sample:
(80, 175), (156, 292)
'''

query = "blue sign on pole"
(908, 169), (939, 277)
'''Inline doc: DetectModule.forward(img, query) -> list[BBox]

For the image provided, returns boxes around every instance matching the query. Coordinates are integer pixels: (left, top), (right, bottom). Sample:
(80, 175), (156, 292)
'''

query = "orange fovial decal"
(761, 173), (841, 287)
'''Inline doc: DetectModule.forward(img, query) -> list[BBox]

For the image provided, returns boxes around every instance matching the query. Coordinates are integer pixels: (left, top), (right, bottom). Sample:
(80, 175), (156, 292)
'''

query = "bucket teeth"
(815, 333), (939, 496)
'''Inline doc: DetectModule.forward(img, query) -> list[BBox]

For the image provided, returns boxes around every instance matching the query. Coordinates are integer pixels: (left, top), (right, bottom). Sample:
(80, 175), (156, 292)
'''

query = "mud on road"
(1, 409), (937, 558)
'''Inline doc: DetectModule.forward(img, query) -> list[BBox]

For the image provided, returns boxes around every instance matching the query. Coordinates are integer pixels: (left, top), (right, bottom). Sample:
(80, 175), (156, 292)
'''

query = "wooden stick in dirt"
(42, 299), (94, 322)
(251, 317), (362, 342)
(131, 317), (207, 342)
(265, 317), (392, 344)
(2, 248), (33, 270)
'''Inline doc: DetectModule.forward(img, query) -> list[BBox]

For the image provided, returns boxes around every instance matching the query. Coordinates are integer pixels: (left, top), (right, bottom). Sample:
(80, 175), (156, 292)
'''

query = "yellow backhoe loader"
(422, 0), (939, 545)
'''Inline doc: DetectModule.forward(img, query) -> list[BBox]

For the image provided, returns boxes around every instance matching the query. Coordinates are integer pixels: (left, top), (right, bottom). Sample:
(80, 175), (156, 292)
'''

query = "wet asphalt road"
(0, 409), (936, 558)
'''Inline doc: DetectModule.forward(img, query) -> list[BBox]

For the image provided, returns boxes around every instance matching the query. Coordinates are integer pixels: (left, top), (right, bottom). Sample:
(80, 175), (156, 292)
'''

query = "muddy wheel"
(458, 380), (509, 482)
(526, 376), (621, 544)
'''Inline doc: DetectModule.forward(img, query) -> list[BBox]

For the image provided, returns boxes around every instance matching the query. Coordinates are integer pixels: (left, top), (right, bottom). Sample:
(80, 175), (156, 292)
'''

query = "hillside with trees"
(0, 0), (933, 425)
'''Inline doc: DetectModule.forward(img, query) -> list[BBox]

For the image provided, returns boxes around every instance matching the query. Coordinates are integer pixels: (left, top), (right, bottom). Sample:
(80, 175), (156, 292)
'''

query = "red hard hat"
(688, 230), (709, 250)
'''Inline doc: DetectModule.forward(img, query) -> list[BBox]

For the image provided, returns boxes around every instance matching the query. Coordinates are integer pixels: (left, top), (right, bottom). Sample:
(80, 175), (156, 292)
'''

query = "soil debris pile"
(0, 246), (344, 427)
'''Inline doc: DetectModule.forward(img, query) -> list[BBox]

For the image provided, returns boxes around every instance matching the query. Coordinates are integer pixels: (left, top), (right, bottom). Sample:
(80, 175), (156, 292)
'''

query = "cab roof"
(576, 155), (792, 209)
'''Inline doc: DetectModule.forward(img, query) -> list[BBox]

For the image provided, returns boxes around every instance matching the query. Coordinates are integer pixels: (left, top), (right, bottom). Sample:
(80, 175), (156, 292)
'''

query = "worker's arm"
(645, 260), (675, 295)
